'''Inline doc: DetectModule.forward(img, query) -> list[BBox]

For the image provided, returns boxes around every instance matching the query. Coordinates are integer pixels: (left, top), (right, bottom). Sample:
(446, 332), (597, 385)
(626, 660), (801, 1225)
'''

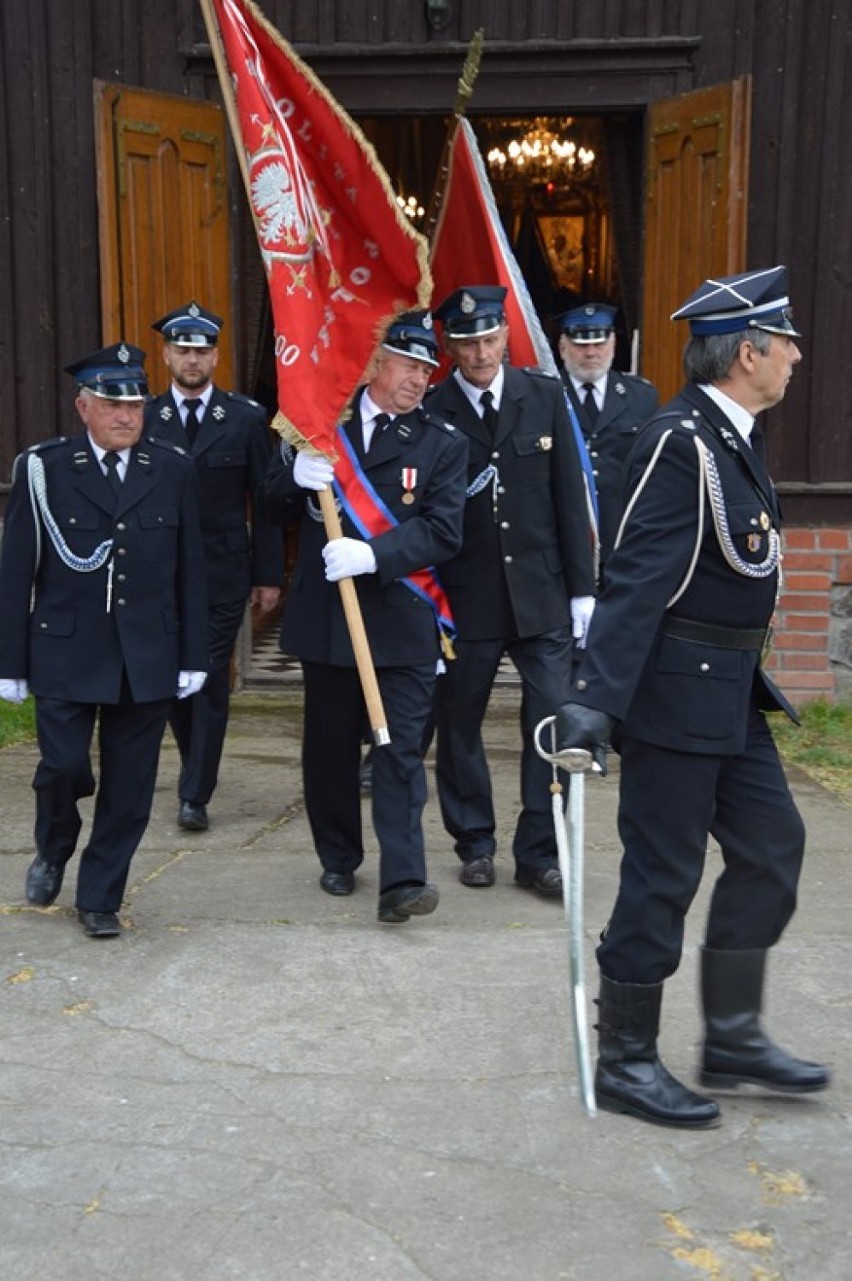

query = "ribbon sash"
(332, 426), (456, 653)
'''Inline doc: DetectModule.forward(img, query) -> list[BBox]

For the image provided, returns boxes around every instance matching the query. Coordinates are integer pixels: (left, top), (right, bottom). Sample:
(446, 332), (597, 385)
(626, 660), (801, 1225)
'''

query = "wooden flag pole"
(423, 27), (485, 245)
(199, 0), (390, 744)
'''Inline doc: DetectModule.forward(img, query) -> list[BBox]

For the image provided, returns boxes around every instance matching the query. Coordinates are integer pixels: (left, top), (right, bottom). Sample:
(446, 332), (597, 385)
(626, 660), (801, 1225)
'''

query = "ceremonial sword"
(534, 717), (597, 1118)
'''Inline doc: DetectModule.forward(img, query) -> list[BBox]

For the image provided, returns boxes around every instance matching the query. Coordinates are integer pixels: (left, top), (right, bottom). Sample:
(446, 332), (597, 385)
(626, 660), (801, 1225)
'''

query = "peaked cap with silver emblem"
(152, 300), (223, 347)
(559, 302), (617, 344)
(381, 309), (441, 367)
(671, 266), (802, 337)
(433, 286), (507, 339)
(64, 342), (148, 400)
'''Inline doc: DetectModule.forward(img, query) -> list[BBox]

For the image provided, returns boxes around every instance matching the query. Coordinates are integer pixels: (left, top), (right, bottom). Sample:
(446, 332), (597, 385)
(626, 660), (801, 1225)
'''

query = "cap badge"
(584, 305), (595, 316)
(117, 344), (130, 364)
(423, 313), (433, 330)
(460, 292), (476, 315)
(189, 302), (200, 317)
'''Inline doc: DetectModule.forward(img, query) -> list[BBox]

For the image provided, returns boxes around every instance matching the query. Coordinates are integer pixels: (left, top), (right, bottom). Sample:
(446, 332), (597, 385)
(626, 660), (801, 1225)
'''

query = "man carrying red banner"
(258, 312), (468, 924)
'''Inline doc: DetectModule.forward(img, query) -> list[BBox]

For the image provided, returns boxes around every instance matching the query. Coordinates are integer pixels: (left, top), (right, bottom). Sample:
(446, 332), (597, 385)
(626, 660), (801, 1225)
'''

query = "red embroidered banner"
(209, 0), (431, 458)
(429, 118), (555, 377)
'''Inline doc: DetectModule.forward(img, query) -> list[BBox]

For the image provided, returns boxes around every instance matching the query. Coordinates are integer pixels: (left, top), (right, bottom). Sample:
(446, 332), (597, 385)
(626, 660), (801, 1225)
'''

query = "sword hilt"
(533, 716), (595, 773)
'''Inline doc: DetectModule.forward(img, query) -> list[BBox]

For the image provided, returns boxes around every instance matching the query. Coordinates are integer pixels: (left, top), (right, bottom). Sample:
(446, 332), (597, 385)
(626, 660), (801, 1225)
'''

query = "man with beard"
(146, 302), (283, 832)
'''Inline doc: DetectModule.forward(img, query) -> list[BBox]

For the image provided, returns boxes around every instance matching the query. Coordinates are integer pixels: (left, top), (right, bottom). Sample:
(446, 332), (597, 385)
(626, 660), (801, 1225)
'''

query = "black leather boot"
(700, 946), (830, 1093)
(595, 975), (721, 1128)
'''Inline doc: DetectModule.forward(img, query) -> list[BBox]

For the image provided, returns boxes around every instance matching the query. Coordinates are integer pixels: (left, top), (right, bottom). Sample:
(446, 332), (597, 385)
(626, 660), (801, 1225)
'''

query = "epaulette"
(422, 411), (456, 434)
(26, 436), (68, 454)
(225, 390), (264, 410)
(143, 434), (189, 457)
(521, 366), (558, 380)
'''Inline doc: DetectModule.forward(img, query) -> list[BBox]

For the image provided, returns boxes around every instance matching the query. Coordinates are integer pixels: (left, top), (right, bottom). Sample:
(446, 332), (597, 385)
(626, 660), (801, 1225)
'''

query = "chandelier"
(486, 118), (595, 186)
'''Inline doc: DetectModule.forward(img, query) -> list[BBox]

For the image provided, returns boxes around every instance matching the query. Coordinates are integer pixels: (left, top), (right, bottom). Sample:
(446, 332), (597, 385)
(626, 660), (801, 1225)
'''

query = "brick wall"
(766, 527), (852, 705)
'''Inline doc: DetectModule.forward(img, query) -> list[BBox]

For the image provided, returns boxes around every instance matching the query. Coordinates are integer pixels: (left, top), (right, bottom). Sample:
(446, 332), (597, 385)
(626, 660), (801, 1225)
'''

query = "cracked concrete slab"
(1, 687), (849, 1280)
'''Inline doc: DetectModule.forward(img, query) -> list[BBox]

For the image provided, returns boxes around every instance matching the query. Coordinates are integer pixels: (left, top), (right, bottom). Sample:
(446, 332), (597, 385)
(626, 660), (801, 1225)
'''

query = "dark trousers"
(169, 598), (244, 805)
(598, 702), (805, 984)
(33, 683), (171, 912)
(434, 627), (574, 869)
(301, 660), (437, 892)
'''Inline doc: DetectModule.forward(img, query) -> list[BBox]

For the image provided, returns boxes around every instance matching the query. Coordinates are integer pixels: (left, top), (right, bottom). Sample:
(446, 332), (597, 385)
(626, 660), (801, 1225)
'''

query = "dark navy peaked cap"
(671, 267), (802, 337)
(152, 300), (223, 347)
(65, 342), (148, 400)
(382, 309), (440, 367)
(559, 303), (617, 343)
(433, 286), (507, 339)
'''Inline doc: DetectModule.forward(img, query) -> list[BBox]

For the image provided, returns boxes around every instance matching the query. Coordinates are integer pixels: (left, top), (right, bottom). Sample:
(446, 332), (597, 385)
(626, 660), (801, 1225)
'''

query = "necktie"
(366, 412), (390, 452)
(479, 390), (498, 435)
(184, 398), (203, 447)
(749, 422), (766, 462)
(103, 451), (123, 497)
(581, 382), (599, 425)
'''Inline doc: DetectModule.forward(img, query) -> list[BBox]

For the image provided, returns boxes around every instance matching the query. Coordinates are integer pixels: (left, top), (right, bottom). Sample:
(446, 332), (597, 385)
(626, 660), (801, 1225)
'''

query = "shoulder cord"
(613, 429), (780, 609)
(26, 453), (114, 573)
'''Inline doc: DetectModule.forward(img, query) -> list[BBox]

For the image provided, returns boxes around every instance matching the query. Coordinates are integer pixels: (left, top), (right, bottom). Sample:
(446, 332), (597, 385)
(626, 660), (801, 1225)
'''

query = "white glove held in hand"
(293, 451), (335, 491)
(176, 671), (207, 700)
(570, 595), (596, 648)
(0, 678), (28, 704)
(322, 538), (377, 582)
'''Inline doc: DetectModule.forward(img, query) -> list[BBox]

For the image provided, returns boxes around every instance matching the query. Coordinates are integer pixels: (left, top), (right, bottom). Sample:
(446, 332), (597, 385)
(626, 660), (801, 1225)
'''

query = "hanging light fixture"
(396, 193), (425, 224)
(486, 117), (596, 186)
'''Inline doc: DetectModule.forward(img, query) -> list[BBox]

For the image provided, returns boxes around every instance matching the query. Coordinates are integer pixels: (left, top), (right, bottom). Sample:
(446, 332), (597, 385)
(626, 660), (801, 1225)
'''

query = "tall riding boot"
(596, 975), (720, 1128)
(700, 947), (830, 1092)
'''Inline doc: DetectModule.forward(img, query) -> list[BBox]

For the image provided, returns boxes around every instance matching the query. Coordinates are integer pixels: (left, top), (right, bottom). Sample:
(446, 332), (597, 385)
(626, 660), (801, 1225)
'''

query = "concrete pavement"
(1, 685), (850, 1280)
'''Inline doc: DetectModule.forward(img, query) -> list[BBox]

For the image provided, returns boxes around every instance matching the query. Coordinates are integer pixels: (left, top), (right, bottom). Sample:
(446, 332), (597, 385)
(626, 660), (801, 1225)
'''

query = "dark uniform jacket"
(0, 434), (208, 703)
(562, 368), (659, 561)
(258, 392), (469, 667)
(568, 383), (797, 753)
(425, 365), (596, 641)
(145, 387), (283, 605)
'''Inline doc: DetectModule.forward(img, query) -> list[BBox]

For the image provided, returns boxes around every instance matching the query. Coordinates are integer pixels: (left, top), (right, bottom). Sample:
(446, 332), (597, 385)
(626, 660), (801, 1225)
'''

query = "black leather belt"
(660, 616), (767, 651)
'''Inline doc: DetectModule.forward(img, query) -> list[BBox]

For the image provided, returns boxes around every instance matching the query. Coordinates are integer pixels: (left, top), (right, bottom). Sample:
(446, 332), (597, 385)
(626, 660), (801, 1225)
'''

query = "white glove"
(176, 671), (207, 700)
(570, 596), (596, 648)
(294, 451), (335, 491)
(0, 678), (28, 704)
(322, 538), (377, 582)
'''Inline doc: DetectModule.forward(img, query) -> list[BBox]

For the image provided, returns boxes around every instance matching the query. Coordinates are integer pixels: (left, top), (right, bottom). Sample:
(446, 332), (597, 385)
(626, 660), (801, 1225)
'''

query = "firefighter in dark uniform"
(0, 343), (208, 937)
(145, 302), (283, 832)
(557, 303), (659, 568)
(426, 286), (596, 897)
(258, 310), (468, 924)
(552, 267), (830, 1127)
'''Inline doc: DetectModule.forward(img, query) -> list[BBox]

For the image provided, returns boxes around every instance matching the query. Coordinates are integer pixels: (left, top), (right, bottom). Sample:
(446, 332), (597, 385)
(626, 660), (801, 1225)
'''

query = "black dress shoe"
(320, 870), (355, 896)
(78, 909), (121, 938)
(514, 866), (563, 897)
(459, 856), (495, 888)
(25, 856), (65, 907)
(378, 882), (439, 924)
(178, 801), (209, 831)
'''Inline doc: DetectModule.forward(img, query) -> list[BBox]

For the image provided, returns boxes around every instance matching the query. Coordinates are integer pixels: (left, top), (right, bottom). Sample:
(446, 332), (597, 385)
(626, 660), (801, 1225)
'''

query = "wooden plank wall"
(0, 0), (849, 522)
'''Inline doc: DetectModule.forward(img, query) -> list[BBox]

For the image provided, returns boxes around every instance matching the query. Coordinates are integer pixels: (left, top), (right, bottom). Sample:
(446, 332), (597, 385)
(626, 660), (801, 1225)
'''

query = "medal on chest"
(401, 467), (417, 505)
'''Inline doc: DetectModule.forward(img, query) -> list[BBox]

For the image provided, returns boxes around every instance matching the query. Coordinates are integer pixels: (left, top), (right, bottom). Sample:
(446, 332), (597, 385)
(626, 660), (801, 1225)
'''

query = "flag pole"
(199, 0), (390, 745)
(423, 27), (485, 246)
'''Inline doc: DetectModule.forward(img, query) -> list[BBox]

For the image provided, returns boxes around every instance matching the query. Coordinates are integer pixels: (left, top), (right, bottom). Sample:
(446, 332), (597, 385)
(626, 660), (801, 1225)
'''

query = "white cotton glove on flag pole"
(176, 671), (207, 700)
(0, 679), (28, 704)
(323, 538), (377, 582)
(570, 596), (596, 648)
(294, 452), (335, 491)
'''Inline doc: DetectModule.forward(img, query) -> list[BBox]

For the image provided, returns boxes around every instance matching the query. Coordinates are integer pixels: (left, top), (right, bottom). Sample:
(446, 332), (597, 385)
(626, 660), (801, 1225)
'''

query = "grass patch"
(0, 696), (36, 749)
(772, 699), (852, 804)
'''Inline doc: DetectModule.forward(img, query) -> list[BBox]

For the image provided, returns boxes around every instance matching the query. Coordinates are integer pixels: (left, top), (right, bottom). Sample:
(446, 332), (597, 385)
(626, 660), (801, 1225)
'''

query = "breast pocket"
(726, 501), (774, 564)
(138, 506), (179, 560)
